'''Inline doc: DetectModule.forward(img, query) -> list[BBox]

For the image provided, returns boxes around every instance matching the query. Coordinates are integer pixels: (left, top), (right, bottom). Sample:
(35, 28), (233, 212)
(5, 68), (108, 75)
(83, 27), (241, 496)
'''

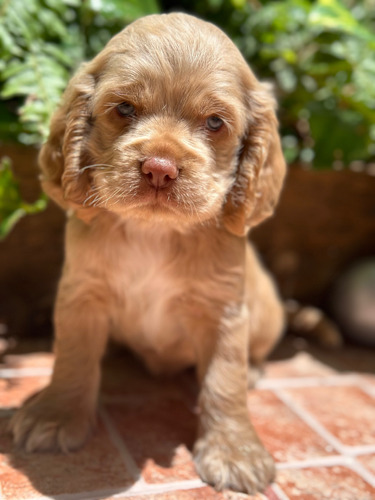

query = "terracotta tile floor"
(1, 338), (375, 500)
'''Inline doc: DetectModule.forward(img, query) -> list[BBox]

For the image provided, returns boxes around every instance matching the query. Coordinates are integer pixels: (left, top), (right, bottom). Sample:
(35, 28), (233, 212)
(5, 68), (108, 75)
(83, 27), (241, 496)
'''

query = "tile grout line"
(360, 382), (375, 399)
(26, 479), (209, 500)
(0, 367), (53, 378)
(256, 374), (360, 391)
(26, 487), (137, 500)
(274, 387), (375, 459)
(276, 455), (352, 470)
(5, 367), (374, 499)
(273, 387), (375, 490)
(99, 405), (141, 482)
(348, 458), (375, 488)
(340, 444), (375, 456)
(99, 406), (208, 498)
(275, 456), (375, 494)
(271, 483), (291, 500)
(273, 388), (350, 456)
(110, 479), (208, 498)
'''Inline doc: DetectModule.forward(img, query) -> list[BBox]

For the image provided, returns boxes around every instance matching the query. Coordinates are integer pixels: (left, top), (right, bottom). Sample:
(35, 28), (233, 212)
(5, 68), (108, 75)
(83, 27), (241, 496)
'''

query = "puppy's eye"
(116, 102), (136, 117)
(206, 116), (224, 132)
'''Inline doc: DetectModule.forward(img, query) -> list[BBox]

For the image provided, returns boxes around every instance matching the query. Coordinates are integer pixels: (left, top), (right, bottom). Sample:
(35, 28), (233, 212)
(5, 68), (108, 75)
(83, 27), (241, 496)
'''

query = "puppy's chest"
(110, 225), (185, 337)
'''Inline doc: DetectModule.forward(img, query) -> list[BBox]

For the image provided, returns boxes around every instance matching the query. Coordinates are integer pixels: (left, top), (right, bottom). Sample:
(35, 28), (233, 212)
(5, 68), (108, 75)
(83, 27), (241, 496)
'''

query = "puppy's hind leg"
(10, 280), (110, 453)
(247, 257), (285, 388)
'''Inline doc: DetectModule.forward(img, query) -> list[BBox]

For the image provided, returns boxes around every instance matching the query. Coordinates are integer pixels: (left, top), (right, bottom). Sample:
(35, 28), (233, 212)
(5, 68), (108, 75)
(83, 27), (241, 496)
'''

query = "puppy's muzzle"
(141, 157), (179, 189)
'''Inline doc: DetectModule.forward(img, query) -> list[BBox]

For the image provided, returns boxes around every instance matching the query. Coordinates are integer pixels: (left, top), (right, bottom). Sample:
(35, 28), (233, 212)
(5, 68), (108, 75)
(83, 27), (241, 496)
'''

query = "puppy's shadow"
(0, 349), (199, 499)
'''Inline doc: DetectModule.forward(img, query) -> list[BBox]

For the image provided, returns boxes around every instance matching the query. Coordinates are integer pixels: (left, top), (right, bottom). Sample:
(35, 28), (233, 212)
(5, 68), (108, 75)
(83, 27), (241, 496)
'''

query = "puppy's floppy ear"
(39, 66), (95, 211)
(223, 83), (286, 236)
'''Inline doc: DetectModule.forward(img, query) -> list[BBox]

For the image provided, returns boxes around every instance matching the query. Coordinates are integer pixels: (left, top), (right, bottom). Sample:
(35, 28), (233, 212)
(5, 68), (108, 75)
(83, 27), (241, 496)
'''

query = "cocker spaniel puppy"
(11, 13), (286, 494)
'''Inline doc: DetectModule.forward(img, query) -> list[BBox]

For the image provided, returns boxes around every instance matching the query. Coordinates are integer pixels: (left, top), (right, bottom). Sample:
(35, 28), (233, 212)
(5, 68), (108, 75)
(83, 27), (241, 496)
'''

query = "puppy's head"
(40, 13), (286, 235)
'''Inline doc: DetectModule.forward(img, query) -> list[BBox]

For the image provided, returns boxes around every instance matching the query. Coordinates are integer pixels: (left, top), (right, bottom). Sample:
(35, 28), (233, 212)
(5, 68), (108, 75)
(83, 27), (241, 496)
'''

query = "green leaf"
(43, 42), (76, 66)
(87, 0), (159, 21)
(207, 0), (224, 9)
(0, 157), (22, 216)
(309, 0), (375, 43)
(1, 67), (40, 98)
(0, 24), (17, 55)
(38, 9), (70, 38)
(44, 0), (79, 14)
(309, 103), (369, 166)
(230, 0), (246, 9)
(0, 156), (47, 238)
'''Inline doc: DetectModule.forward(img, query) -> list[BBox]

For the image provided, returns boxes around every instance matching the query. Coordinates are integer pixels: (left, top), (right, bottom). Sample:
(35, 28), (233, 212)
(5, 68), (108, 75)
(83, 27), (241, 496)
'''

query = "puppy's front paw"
(10, 389), (95, 453)
(193, 428), (275, 494)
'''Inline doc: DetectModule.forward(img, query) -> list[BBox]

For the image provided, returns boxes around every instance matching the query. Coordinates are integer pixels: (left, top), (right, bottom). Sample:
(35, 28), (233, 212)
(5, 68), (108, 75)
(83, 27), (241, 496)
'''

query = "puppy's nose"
(141, 157), (179, 189)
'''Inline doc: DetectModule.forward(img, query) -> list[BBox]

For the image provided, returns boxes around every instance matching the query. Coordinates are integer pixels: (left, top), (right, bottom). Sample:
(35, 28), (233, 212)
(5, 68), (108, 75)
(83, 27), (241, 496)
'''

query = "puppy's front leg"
(11, 280), (109, 453)
(193, 305), (275, 494)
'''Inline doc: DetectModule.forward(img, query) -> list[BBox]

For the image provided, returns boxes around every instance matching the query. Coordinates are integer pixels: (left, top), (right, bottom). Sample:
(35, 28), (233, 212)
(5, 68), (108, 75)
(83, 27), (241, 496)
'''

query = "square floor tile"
(277, 466), (375, 500)
(248, 390), (334, 462)
(0, 377), (50, 408)
(284, 386), (375, 446)
(106, 395), (198, 483)
(358, 454), (375, 475)
(264, 353), (336, 379)
(1, 352), (54, 370)
(2, 342), (375, 500)
(0, 416), (133, 499)
(112, 485), (277, 499)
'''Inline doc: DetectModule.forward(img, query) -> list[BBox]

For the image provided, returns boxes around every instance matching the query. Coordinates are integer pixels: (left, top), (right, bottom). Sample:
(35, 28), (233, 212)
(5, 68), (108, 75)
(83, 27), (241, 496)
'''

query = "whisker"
(84, 186), (106, 207)
(83, 190), (100, 206)
(80, 164), (114, 173)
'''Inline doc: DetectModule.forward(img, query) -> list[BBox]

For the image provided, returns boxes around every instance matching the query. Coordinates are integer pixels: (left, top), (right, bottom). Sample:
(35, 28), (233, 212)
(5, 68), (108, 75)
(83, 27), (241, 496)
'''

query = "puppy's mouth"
(137, 180), (179, 209)
(89, 156), (207, 221)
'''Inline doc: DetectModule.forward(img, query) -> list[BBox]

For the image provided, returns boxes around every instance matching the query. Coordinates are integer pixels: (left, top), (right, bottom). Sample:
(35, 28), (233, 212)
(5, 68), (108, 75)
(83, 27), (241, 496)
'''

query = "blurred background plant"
(0, 0), (374, 237)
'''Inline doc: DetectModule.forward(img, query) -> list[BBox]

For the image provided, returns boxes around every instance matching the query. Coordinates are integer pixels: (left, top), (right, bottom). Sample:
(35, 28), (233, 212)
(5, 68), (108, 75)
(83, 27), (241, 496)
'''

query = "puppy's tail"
(284, 300), (343, 348)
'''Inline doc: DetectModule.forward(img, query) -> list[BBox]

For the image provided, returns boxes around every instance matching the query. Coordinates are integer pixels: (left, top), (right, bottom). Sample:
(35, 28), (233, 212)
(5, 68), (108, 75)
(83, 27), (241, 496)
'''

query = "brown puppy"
(11, 13), (286, 494)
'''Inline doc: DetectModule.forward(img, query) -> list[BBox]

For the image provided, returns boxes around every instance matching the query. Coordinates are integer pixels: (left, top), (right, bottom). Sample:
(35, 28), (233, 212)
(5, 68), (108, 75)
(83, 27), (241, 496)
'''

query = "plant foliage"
(237, 0), (375, 167)
(0, 0), (159, 236)
(0, 0), (374, 236)
(0, 157), (47, 237)
(168, 0), (375, 167)
(0, 0), (160, 144)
